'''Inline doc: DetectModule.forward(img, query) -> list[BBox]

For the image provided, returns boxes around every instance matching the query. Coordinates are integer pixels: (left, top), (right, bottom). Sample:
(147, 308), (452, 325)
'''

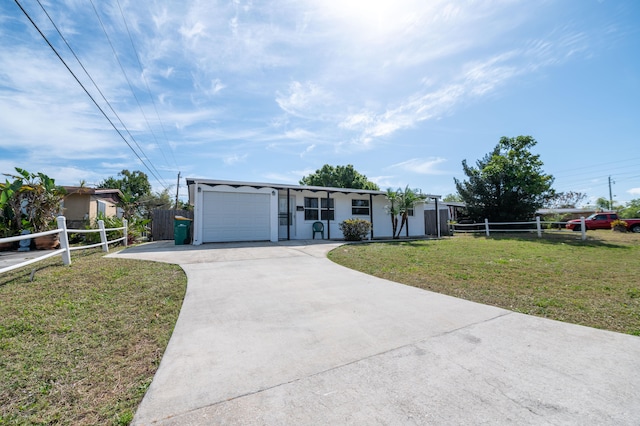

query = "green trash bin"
(174, 216), (192, 245)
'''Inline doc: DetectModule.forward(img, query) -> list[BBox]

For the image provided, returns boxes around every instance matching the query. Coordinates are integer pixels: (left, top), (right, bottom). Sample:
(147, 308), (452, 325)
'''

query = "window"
(304, 197), (318, 221)
(321, 198), (334, 220)
(352, 199), (370, 215)
(305, 197), (334, 221)
(407, 208), (414, 217)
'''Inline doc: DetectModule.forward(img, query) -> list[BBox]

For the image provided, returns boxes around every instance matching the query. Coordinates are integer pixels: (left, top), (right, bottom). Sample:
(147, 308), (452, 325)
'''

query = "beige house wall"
(63, 194), (90, 222)
(63, 193), (119, 227)
(100, 199), (118, 218)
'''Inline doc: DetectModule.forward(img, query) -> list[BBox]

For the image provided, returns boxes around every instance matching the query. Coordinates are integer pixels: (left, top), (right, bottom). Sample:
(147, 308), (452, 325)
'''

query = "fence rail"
(451, 217), (587, 240)
(0, 216), (127, 275)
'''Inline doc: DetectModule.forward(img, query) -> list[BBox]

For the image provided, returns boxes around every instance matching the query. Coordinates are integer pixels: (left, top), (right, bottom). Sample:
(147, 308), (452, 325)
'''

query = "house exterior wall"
(88, 197), (98, 222)
(63, 194), (90, 223)
(63, 193), (120, 228)
(192, 184), (278, 245)
(189, 180), (430, 243)
(93, 196), (119, 218)
(283, 190), (426, 240)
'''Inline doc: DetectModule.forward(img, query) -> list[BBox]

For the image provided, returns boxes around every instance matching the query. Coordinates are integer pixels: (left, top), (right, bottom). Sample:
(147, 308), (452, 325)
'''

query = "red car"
(566, 212), (640, 233)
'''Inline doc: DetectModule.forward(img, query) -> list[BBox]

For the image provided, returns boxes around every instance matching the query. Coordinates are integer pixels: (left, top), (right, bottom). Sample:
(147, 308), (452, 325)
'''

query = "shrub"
(611, 219), (628, 233)
(339, 218), (371, 241)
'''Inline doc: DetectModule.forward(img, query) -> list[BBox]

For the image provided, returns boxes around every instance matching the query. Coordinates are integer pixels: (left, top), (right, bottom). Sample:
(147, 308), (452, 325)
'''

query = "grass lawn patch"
(328, 231), (640, 336)
(0, 248), (186, 425)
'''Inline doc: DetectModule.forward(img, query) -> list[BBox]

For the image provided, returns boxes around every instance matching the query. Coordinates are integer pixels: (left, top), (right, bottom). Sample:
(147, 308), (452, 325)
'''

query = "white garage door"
(202, 191), (271, 242)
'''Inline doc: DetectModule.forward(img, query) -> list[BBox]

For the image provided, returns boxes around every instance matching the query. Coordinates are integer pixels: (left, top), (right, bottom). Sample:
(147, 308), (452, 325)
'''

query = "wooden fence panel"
(151, 209), (193, 241)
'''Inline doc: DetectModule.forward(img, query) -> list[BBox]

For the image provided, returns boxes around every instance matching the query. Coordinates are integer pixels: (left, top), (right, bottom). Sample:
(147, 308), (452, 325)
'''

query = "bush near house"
(339, 218), (371, 241)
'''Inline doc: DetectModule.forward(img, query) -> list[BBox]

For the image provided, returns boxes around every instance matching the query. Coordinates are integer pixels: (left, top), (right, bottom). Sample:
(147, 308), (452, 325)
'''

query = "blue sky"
(1, 0), (639, 205)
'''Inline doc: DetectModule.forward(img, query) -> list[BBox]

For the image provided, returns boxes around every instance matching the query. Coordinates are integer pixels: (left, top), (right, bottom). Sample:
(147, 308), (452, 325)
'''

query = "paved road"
(110, 240), (640, 425)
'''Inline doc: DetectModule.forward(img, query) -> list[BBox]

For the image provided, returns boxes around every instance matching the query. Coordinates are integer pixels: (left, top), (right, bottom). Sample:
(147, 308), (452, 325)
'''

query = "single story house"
(186, 178), (442, 244)
(62, 186), (123, 228)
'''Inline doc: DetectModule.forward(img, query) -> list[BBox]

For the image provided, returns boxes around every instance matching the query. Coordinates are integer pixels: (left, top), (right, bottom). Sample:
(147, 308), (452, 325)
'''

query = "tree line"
(300, 135), (639, 227)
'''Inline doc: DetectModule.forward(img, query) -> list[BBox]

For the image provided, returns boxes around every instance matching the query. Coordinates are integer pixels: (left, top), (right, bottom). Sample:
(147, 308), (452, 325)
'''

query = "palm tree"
(396, 186), (426, 238)
(385, 188), (401, 238)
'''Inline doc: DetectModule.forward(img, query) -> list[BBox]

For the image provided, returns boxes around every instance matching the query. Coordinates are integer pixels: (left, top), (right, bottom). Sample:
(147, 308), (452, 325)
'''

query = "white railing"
(451, 217), (587, 240)
(0, 216), (128, 275)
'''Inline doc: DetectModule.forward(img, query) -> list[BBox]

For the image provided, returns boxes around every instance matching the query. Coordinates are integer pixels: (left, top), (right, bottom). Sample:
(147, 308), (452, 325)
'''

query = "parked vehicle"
(566, 212), (640, 232)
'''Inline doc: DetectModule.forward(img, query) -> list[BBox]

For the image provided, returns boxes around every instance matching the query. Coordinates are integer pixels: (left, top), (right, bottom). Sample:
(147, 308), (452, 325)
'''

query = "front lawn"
(0, 248), (187, 425)
(328, 231), (640, 336)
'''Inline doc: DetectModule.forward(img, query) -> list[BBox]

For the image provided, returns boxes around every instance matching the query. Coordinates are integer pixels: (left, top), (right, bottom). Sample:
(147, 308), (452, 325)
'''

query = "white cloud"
(369, 175), (398, 190)
(300, 144), (315, 158)
(261, 172), (300, 184)
(223, 153), (248, 165)
(388, 158), (448, 175)
(180, 21), (206, 40)
(283, 128), (315, 140)
(276, 81), (333, 118)
(628, 188), (640, 195)
(209, 78), (226, 95)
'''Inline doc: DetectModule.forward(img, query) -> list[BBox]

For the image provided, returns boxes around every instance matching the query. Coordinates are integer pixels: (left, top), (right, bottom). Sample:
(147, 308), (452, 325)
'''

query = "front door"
(278, 196), (296, 239)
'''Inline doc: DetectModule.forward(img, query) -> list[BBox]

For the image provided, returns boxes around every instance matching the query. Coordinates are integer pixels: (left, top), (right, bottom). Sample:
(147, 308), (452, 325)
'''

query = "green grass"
(0, 248), (187, 425)
(328, 231), (640, 336)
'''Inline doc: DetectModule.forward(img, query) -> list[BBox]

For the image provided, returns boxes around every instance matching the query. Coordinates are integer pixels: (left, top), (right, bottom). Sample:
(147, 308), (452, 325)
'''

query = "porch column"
(326, 191), (331, 239)
(287, 188), (291, 240)
(369, 193), (374, 239)
(434, 197), (440, 238)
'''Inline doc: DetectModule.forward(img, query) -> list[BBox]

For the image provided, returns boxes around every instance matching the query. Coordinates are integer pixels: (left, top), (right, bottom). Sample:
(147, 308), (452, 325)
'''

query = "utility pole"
(608, 176), (614, 211)
(175, 171), (181, 210)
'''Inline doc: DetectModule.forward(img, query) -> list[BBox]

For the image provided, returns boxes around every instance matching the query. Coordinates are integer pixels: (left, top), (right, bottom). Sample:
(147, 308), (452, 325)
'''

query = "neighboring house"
(62, 187), (123, 228)
(186, 178), (441, 244)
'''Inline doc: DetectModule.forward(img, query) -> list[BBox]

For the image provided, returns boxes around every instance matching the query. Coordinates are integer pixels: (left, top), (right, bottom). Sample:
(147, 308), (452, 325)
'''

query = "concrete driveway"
(111, 240), (640, 425)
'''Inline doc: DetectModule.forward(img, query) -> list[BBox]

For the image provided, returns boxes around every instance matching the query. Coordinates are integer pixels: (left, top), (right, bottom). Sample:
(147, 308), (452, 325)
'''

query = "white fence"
(0, 216), (128, 275)
(451, 217), (587, 240)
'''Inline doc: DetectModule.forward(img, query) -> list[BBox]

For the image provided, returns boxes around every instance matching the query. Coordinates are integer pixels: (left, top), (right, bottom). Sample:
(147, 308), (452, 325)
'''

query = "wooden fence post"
(485, 218), (490, 236)
(536, 216), (542, 238)
(580, 217), (586, 240)
(98, 220), (109, 252)
(123, 219), (128, 247)
(57, 216), (71, 266)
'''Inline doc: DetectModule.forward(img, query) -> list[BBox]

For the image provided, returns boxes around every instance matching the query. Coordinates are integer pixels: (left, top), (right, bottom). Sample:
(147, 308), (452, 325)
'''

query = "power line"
(14, 0), (168, 190)
(33, 0), (171, 191)
(552, 163), (639, 182)
(87, 0), (169, 188)
(115, 0), (180, 171)
(552, 156), (640, 177)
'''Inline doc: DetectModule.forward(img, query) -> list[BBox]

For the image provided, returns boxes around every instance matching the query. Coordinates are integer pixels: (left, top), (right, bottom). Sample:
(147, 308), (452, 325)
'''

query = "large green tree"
(454, 136), (555, 222)
(300, 164), (379, 190)
(97, 170), (151, 201)
(98, 170), (153, 219)
(619, 199), (640, 219)
(137, 189), (173, 218)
